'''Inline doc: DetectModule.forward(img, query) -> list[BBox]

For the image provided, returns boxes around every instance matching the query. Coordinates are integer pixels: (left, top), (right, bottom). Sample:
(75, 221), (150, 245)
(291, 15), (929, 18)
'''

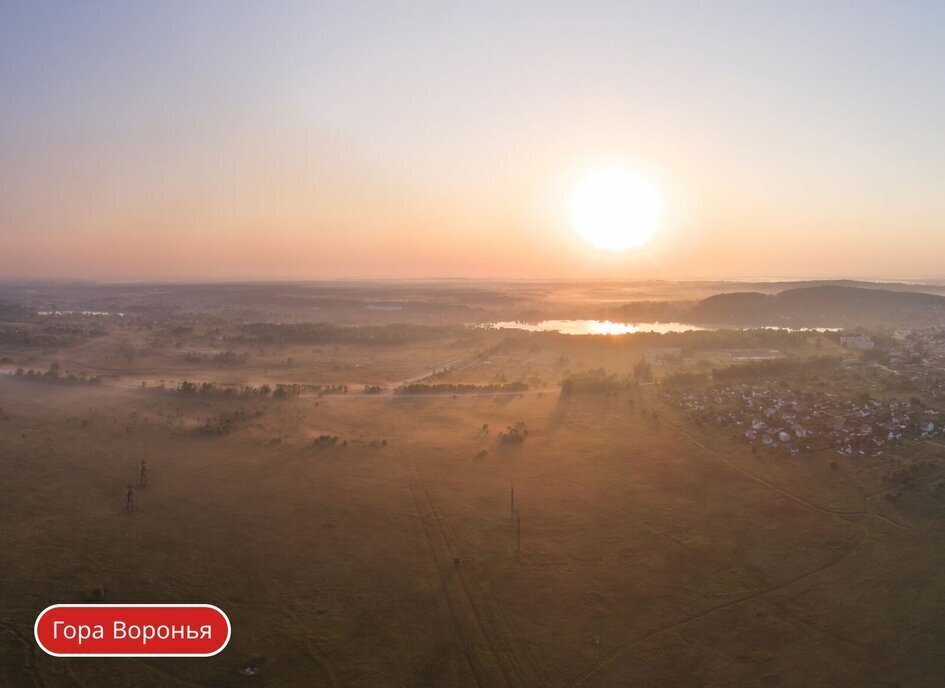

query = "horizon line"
(4, 276), (945, 287)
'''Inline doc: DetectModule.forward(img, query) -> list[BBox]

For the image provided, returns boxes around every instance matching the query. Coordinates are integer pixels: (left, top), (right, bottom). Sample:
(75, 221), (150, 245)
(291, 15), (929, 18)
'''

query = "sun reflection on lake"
(485, 320), (707, 335)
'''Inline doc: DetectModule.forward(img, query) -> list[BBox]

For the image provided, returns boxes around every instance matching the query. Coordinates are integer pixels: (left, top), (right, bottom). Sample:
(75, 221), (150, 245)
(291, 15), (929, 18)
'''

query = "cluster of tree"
(175, 381), (305, 398)
(315, 384), (348, 395)
(885, 459), (940, 488)
(636, 328), (816, 354)
(0, 324), (104, 349)
(428, 367), (453, 379)
(13, 363), (102, 385)
(499, 421), (528, 444)
(560, 368), (634, 394)
(193, 410), (251, 436)
(396, 381), (529, 395)
(213, 350), (250, 366)
(154, 323), (223, 348)
(363, 385), (385, 394)
(711, 356), (840, 383)
(480, 335), (538, 357)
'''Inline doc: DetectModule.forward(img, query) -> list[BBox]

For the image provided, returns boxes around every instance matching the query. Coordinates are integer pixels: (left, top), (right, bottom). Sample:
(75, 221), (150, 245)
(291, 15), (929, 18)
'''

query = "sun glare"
(570, 167), (662, 251)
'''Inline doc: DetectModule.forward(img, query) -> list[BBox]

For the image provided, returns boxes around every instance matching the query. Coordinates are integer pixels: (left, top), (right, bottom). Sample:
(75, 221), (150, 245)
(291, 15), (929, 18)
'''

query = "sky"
(2, 1), (945, 281)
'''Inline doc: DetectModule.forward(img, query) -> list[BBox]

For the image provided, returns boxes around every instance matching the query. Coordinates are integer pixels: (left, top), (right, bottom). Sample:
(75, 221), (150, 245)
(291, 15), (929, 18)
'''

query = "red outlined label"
(34, 604), (230, 657)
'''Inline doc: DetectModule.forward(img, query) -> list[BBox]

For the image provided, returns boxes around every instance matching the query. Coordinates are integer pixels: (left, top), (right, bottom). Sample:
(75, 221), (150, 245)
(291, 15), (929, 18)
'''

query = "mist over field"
(1, 280), (945, 686)
(6, 1), (945, 686)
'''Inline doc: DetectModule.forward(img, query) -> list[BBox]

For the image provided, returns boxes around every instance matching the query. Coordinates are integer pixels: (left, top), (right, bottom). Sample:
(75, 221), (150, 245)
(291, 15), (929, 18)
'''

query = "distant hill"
(688, 285), (945, 327)
(692, 279), (945, 296)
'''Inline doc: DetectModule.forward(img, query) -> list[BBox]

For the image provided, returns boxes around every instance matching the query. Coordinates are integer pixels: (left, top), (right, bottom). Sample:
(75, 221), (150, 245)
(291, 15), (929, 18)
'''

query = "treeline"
(173, 381), (348, 398)
(13, 364), (103, 385)
(396, 381), (529, 395)
(605, 300), (691, 322)
(0, 324), (105, 349)
(712, 355), (840, 382)
(636, 328), (817, 352)
(560, 369), (636, 394)
(235, 323), (457, 346)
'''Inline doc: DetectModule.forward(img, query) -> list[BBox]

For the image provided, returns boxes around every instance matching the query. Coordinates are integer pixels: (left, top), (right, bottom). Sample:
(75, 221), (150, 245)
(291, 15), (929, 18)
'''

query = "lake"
(484, 320), (838, 335)
(485, 320), (707, 335)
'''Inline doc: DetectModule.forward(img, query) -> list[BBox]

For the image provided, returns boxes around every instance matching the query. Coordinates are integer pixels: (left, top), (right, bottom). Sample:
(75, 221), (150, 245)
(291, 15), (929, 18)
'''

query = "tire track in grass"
(675, 425), (911, 530)
(396, 424), (522, 688)
(562, 527), (867, 687)
(406, 478), (491, 688)
(416, 478), (530, 688)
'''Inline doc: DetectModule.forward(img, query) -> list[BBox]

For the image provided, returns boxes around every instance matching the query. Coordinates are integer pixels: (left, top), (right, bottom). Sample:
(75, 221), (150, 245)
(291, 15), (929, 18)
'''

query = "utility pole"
(515, 512), (521, 552)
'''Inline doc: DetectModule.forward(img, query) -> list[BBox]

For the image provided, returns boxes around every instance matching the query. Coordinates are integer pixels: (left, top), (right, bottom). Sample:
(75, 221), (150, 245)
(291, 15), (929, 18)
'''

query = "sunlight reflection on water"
(486, 320), (705, 335)
(484, 320), (838, 335)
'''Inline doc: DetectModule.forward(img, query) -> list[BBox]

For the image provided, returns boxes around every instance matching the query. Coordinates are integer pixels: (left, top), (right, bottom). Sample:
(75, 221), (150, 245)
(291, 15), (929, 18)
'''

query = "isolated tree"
(633, 359), (653, 383)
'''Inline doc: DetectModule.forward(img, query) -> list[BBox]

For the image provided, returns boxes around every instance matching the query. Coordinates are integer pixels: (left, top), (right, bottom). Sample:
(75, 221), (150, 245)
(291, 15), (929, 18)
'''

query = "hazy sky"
(3, 1), (945, 281)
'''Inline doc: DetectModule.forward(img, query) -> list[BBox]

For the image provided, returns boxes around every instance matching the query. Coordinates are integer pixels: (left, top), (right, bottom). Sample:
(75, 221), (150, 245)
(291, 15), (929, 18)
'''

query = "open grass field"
(8, 0), (945, 680)
(2, 356), (943, 687)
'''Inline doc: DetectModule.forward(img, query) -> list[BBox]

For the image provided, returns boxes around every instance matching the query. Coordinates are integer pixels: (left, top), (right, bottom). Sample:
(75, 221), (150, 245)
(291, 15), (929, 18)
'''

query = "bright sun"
(571, 167), (662, 251)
